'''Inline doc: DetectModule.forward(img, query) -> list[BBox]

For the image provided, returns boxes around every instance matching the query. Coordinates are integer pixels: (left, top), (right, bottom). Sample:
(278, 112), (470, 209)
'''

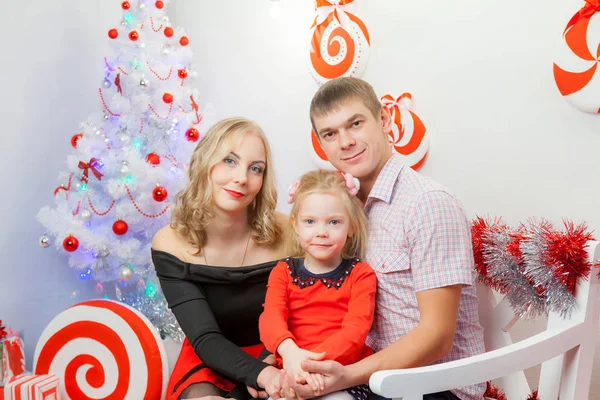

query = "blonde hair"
(309, 77), (382, 133)
(287, 170), (368, 260)
(170, 117), (281, 254)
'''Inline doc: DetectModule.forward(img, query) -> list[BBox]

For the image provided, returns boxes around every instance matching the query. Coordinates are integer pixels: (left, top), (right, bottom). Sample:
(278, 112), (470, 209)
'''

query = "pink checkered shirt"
(364, 154), (485, 400)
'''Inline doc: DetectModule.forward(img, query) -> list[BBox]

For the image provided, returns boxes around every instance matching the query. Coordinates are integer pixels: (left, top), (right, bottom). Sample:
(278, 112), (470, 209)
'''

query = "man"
(287, 77), (485, 400)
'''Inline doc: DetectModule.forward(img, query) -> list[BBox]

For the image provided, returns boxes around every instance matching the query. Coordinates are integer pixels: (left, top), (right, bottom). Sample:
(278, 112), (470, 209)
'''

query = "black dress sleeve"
(154, 257), (269, 389)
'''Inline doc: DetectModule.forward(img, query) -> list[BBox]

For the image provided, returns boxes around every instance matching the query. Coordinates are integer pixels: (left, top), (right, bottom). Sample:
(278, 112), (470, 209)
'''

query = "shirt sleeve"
(313, 262), (377, 364)
(259, 262), (296, 355)
(154, 257), (269, 389)
(405, 190), (475, 292)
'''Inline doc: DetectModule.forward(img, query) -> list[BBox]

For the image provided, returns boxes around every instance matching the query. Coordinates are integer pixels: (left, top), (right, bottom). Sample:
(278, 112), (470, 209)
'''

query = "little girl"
(259, 170), (376, 400)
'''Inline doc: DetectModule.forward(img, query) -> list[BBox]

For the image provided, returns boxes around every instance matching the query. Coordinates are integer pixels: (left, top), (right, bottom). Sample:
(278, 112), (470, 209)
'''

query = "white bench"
(369, 241), (600, 400)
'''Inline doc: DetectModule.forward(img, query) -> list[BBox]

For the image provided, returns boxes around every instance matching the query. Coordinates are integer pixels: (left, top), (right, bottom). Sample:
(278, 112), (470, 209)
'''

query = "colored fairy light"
(132, 138), (143, 149)
(145, 281), (157, 298)
(124, 12), (134, 24)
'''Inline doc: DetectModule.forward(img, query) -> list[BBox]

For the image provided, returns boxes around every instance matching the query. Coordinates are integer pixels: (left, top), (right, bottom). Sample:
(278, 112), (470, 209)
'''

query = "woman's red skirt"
(167, 338), (264, 400)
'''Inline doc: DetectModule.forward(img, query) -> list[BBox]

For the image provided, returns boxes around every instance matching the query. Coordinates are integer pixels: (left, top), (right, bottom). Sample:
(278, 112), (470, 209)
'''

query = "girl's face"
(293, 191), (351, 266)
(209, 132), (266, 215)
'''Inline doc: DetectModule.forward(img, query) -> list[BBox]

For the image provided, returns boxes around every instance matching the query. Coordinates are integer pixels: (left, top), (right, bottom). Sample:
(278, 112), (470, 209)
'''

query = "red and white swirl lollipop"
(381, 93), (428, 170)
(553, 2), (600, 113)
(308, 0), (370, 84)
(33, 299), (168, 400)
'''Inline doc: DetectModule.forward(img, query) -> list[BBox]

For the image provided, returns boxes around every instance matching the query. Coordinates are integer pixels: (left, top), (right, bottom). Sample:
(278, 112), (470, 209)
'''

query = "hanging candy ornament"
(152, 185), (168, 202)
(70, 133), (83, 148)
(121, 1), (130, 10)
(179, 36), (189, 46)
(553, 3), (600, 113)
(156, 1), (164, 9)
(308, 0), (370, 84)
(380, 93), (429, 169)
(63, 235), (79, 252)
(177, 69), (188, 79)
(129, 30), (139, 41)
(39, 235), (50, 248)
(108, 29), (119, 39)
(162, 93), (173, 104)
(164, 27), (174, 38)
(185, 127), (199, 142)
(112, 220), (129, 236)
(146, 152), (160, 165)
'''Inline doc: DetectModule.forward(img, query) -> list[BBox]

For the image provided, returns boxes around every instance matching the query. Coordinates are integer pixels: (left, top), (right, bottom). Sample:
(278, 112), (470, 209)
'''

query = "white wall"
(1, 0), (599, 395)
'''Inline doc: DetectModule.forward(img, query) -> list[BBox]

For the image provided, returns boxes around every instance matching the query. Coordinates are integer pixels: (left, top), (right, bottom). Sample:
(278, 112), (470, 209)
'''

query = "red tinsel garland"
(472, 216), (596, 319)
(526, 389), (539, 400)
(0, 319), (7, 340)
(484, 381), (507, 400)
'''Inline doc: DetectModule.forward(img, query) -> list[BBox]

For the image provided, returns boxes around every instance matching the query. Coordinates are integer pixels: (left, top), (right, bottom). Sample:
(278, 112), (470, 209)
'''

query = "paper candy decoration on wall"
(553, 1), (600, 113)
(309, 0), (370, 84)
(33, 299), (168, 400)
(381, 93), (429, 169)
(310, 92), (428, 170)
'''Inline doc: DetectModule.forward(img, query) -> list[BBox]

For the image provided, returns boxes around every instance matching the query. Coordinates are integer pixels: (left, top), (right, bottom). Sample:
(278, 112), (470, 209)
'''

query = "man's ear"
(380, 107), (392, 134)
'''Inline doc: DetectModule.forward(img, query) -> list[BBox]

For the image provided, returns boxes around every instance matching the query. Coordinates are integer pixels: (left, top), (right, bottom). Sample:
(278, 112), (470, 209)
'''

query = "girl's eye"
(304, 219), (314, 224)
(330, 220), (340, 225)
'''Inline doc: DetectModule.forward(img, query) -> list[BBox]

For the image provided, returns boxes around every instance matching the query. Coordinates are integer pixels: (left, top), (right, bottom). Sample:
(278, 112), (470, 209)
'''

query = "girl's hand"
(282, 348), (326, 390)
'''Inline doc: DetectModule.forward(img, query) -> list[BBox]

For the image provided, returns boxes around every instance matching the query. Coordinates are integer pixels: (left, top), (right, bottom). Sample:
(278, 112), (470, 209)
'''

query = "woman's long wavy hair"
(287, 170), (368, 260)
(170, 117), (281, 255)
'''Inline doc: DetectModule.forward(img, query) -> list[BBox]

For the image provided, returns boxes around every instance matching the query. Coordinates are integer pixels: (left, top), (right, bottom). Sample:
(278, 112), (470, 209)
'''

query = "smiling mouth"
(342, 149), (365, 161)
(224, 189), (245, 198)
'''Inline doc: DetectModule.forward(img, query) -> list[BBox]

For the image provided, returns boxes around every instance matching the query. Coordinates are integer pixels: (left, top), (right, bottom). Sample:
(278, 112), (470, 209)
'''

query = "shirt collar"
(367, 153), (404, 204)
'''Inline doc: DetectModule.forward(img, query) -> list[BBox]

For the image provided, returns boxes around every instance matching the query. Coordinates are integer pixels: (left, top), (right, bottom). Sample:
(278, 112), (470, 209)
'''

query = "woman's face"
(209, 132), (267, 215)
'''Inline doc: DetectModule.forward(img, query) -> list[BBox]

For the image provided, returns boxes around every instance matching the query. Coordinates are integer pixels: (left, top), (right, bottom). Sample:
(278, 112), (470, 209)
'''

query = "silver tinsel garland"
(520, 221), (576, 319)
(483, 229), (547, 319)
(116, 284), (184, 343)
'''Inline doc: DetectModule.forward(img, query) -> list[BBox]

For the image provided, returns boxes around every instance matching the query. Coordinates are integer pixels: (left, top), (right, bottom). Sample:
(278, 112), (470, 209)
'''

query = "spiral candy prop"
(33, 300), (168, 400)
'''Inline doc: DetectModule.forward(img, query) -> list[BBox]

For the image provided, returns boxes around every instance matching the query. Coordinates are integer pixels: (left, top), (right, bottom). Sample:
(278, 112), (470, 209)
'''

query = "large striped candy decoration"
(553, 2), (600, 113)
(33, 300), (168, 400)
(308, 0), (370, 84)
(381, 93), (428, 170)
(310, 128), (337, 170)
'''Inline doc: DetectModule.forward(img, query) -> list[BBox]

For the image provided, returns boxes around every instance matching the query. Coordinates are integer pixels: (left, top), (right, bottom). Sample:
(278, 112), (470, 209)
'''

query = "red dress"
(259, 258), (376, 367)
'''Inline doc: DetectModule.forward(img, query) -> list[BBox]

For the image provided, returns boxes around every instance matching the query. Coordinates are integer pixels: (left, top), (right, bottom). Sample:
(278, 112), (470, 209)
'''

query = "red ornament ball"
(108, 29), (119, 39)
(162, 92), (173, 104)
(185, 128), (199, 142)
(146, 152), (160, 165)
(112, 220), (129, 235)
(121, 1), (130, 10)
(178, 69), (188, 79)
(129, 30), (139, 41)
(179, 36), (189, 46)
(63, 235), (79, 252)
(164, 27), (174, 38)
(155, 0), (164, 9)
(71, 133), (83, 148)
(153, 186), (168, 202)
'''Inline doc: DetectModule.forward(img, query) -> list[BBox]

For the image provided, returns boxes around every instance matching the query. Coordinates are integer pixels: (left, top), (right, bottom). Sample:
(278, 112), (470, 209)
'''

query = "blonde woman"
(152, 117), (287, 400)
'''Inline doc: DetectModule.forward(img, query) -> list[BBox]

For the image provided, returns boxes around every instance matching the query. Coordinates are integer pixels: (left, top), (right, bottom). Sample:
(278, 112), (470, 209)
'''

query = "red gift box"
(2, 336), (25, 383)
(4, 374), (59, 400)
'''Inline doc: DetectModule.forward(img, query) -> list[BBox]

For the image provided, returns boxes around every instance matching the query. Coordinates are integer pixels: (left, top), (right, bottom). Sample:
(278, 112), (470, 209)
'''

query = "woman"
(152, 117), (287, 400)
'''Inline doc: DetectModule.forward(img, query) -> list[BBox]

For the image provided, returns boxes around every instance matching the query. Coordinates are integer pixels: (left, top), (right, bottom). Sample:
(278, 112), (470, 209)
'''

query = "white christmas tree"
(37, 0), (212, 341)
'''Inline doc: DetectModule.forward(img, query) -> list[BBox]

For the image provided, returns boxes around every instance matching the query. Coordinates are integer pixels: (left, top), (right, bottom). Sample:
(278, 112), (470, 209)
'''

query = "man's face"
(313, 98), (392, 183)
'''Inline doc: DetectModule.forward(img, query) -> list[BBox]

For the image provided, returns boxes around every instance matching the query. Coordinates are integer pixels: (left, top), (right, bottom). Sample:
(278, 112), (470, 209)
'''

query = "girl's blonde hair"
(287, 170), (368, 259)
(170, 117), (281, 254)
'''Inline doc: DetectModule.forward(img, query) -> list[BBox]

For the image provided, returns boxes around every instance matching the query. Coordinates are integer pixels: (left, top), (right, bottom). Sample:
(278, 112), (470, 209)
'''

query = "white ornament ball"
(140, 78), (150, 88)
(119, 133), (131, 145)
(118, 265), (134, 282)
(39, 235), (50, 248)
(80, 208), (92, 221)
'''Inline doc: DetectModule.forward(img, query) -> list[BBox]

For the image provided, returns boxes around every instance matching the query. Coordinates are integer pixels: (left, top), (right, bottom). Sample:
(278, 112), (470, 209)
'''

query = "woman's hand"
(256, 365), (283, 399)
(248, 353), (279, 398)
